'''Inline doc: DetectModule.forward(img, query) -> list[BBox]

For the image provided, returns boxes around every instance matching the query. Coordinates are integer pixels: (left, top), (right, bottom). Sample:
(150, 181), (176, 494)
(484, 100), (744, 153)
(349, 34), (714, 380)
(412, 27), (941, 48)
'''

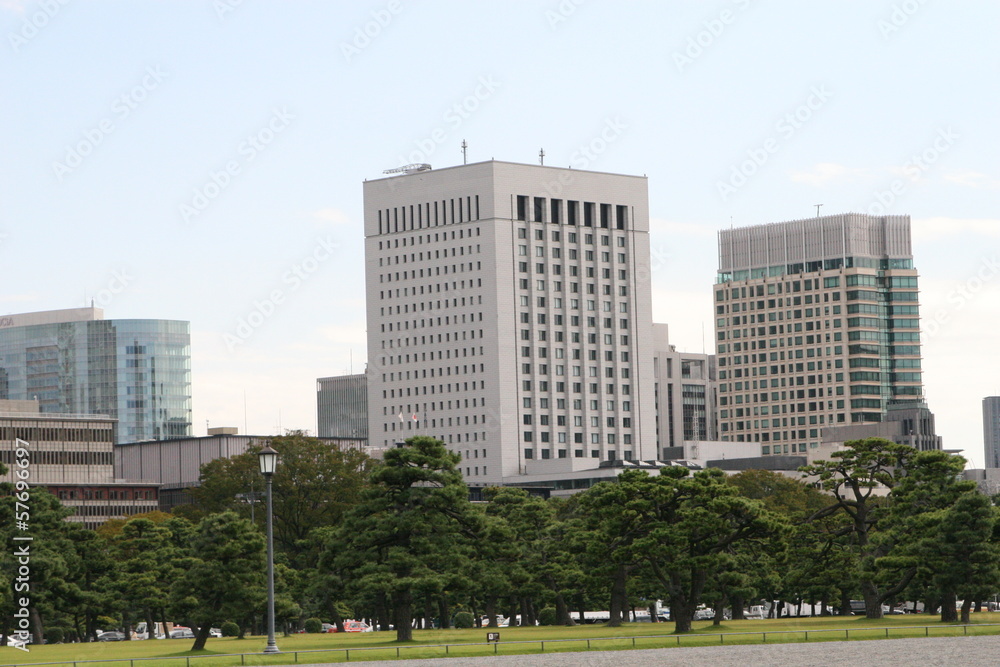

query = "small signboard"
(486, 632), (500, 643)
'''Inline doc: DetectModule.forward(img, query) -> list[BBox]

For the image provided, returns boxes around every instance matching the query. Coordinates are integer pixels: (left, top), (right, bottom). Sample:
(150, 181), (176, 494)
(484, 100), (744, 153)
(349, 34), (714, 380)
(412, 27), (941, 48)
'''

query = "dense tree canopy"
(10, 433), (1000, 646)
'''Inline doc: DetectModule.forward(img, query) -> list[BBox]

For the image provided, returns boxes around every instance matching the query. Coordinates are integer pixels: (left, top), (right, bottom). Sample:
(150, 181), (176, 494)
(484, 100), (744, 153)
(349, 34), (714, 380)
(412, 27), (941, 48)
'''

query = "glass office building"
(0, 308), (191, 443)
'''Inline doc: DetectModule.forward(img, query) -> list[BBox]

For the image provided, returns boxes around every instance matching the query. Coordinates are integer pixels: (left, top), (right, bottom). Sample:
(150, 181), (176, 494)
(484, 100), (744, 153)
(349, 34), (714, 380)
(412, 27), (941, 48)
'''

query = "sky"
(1, 1), (998, 466)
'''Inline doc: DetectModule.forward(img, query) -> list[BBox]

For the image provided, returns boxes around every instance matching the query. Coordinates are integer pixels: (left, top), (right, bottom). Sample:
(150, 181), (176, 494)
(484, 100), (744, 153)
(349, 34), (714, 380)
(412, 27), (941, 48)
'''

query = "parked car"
(98, 631), (125, 642)
(169, 627), (195, 639)
(329, 620), (372, 633)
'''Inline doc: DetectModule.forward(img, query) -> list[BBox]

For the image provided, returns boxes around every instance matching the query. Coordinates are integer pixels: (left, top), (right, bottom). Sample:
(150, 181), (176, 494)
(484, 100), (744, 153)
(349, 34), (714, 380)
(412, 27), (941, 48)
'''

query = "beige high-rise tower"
(714, 214), (923, 456)
(363, 161), (657, 485)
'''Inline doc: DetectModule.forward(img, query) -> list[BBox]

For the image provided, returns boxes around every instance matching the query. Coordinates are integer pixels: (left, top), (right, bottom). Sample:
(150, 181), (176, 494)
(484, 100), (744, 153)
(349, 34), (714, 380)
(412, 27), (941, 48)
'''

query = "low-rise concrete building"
(0, 399), (158, 528)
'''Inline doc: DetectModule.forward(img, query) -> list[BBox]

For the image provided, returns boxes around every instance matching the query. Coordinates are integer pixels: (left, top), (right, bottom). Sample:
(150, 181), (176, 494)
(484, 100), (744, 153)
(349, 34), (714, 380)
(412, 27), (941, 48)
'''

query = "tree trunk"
(376, 593), (391, 632)
(507, 598), (518, 627)
(190, 624), (212, 652)
(820, 594), (830, 616)
(145, 609), (157, 639)
(649, 602), (659, 622)
(730, 596), (745, 620)
(861, 582), (884, 619)
(555, 593), (575, 626)
(123, 611), (132, 641)
(394, 589), (414, 642)
(440, 596), (452, 629)
(29, 607), (44, 645)
(671, 596), (694, 634)
(423, 597), (434, 630)
(712, 598), (723, 626)
(331, 607), (346, 633)
(576, 592), (586, 624)
(975, 600), (982, 613)
(940, 591), (958, 622)
(961, 599), (972, 624)
(485, 597), (498, 627)
(608, 564), (627, 627)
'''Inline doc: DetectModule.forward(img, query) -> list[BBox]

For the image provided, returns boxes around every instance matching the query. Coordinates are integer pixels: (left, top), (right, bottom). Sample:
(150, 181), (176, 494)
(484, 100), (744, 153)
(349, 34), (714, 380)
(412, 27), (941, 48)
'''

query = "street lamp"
(258, 443), (280, 654)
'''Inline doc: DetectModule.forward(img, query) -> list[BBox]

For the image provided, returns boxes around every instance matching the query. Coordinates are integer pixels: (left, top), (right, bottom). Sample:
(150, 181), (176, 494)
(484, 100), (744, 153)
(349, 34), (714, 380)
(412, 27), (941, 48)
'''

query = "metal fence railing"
(2, 622), (998, 667)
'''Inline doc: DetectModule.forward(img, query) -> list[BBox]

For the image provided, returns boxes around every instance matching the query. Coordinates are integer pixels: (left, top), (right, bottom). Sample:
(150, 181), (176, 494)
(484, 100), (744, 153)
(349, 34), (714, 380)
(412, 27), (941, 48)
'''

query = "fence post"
(346, 649), (349, 661)
(587, 639), (591, 649)
(242, 654), (246, 666)
(541, 640), (545, 652)
(885, 628), (888, 638)
(845, 630), (848, 640)
(926, 627), (929, 637)
(964, 625), (968, 636)
(446, 645), (449, 654)
(494, 643), (498, 654)
(720, 633), (724, 644)
(805, 631), (808, 641)
(633, 637), (636, 647)
(396, 647), (400, 658)
(763, 632), (766, 643)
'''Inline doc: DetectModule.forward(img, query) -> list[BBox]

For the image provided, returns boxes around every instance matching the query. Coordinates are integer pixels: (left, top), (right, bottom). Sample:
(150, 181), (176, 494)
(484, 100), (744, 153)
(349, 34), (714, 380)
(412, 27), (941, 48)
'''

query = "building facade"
(115, 432), (368, 510)
(0, 399), (158, 528)
(652, 323), (718, 457)
(714, 214), (924, 456)
(364, 160), (657, 485)
(0, 307), (192, 443)
(317, 373), (368, 440)
(985, 396), (1000, 468)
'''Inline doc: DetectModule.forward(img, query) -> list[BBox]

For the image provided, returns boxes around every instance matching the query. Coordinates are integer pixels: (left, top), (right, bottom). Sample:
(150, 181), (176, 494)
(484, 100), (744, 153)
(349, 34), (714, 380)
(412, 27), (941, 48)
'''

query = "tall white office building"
(364, 160), (657, 485)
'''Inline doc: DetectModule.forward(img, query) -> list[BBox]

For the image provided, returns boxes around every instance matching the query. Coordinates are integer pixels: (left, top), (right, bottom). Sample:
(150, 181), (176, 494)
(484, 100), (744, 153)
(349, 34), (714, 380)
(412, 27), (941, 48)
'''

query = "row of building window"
(379, 244), (481, 266)
(380, 262), (481, 283)
(376, 226), (481, 250)
(0, 449), (113, 466)
(377, 198), (481, 234)
(525, 448), (633, 460)
(515, 196), (630, 230)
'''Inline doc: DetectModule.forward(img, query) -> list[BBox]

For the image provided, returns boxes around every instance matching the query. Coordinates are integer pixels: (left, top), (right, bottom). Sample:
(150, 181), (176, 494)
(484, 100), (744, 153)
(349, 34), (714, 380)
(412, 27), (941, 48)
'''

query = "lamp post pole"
(259, 444), (280, 654)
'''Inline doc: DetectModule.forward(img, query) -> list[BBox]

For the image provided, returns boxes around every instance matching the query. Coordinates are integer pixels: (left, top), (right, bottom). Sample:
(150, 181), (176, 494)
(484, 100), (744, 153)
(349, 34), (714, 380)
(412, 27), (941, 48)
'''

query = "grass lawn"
(4, 613), (1000, 666)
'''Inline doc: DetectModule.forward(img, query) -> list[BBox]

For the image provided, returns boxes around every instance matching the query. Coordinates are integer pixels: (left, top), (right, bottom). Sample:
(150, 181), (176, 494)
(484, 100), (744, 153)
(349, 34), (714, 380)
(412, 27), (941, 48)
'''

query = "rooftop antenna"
(539, 148), (545, 166)
(461, 139), (468, 165)
(815, 204), (823, 217)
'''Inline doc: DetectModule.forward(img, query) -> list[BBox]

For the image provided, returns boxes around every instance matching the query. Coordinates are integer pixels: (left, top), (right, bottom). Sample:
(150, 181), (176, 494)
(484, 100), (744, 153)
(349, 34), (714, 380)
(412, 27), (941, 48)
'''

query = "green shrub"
(46, 628), (64, 643)
(538, 607), (557, 626)
(220, 621), (240, 637)
(453, 611), (475, 629)
(303, 617), (323, 633)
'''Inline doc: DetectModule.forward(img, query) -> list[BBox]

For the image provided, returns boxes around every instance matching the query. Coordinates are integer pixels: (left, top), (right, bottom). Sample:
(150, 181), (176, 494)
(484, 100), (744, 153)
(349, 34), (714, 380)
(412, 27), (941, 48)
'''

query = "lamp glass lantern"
(258, 444), (279, 476)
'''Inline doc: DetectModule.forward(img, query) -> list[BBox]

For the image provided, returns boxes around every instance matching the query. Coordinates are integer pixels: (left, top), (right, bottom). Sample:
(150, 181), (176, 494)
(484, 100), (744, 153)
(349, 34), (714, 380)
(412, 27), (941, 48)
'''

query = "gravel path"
(284, 635), (1000, 666)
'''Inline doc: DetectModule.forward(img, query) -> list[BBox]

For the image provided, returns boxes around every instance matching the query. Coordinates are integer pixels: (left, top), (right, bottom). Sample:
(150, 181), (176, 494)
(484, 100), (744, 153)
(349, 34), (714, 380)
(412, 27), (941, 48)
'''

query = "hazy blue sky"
(2, 1), (998, 465)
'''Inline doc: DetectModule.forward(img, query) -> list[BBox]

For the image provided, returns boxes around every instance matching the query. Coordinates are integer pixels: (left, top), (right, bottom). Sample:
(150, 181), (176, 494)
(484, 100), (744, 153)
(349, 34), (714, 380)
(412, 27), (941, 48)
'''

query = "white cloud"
(943, 170), (1000, 190)
(789, 162), (869, 186)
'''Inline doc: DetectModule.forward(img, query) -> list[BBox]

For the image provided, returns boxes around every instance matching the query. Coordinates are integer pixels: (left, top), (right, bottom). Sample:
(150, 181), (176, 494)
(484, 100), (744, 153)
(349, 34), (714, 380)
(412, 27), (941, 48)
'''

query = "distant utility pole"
(815, 204), (823, 217)
(539, 148), (545, 166)
(461, 139), (468, 164)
